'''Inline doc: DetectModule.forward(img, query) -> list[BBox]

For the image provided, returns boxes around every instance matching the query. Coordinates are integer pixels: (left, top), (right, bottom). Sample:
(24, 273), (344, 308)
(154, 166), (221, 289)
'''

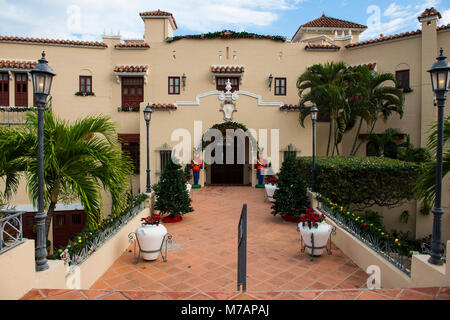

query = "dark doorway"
(210, 136), (245, 185)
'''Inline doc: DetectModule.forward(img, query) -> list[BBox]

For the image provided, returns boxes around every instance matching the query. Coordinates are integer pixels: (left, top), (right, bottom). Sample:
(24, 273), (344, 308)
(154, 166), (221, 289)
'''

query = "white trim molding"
(114, 71), (149, 84)
(174, 90), (284, 107)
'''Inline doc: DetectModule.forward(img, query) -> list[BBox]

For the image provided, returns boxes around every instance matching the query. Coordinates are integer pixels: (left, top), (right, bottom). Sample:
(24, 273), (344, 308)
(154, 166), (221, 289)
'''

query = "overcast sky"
(0, 0), (449, 41)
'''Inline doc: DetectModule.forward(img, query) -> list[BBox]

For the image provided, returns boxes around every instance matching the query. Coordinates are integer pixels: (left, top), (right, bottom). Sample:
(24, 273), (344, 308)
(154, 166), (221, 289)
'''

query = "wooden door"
(15, 73), (28, 107)
(122, 77), (144, 109)
(0, 73), (9, 106)
(211, 137), (244, 185)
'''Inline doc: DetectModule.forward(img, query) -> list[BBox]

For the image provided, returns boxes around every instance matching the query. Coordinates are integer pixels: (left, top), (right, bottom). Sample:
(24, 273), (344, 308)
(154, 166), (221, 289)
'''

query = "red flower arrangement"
(141, 214), (163, 226)
(265, 177), (278, 185)
(299, 209), (326, 229)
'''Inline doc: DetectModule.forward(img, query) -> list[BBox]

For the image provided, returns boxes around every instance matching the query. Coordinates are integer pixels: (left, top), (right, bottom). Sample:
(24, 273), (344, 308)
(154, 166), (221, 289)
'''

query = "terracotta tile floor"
(21, 287), (450, 300)
(91, 186), (368, 293)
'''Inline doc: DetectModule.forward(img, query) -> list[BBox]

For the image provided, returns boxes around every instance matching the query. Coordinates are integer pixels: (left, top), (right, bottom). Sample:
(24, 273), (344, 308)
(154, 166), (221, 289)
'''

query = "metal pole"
(312, 118), (316, 192)
(35, 98), (49, 271)
(428, 92), (446, 265)
(145, 119), (151, 193)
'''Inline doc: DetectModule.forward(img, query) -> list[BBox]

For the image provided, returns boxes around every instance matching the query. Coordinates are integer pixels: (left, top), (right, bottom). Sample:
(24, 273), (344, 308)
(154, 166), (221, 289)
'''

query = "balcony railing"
(0, 210), (26, 254)
(317, 200), (413, 276)
(0, 106), (35, 125)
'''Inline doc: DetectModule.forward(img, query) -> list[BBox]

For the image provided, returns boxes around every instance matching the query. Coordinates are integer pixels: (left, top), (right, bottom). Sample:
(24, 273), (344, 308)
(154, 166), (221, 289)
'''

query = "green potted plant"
(152, 159), (194, 223)
(271, 156), (309, 222)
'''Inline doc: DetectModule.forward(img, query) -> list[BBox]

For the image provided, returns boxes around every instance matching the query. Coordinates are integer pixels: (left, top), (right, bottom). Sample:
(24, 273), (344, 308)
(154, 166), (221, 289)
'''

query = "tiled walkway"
(22, 287), (450, 300)
(91, 186), (368, 293)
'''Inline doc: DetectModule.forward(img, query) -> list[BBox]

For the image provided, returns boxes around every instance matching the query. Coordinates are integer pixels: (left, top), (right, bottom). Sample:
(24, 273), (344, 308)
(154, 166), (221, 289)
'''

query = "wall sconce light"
(268, 73), (273, 89)
(182, 73), (187, 90)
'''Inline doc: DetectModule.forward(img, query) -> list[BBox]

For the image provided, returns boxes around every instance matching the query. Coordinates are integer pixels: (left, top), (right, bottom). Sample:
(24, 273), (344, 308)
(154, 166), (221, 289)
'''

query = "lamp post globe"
(143, 105), (153, 193)
(427, 48), (450, 266)
(30, 51), (55, 271)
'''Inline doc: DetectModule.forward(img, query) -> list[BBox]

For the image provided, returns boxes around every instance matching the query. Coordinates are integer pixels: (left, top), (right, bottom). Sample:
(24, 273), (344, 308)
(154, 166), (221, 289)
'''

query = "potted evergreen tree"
(153, 159), (194, 223)
(271, 156), (309, 223)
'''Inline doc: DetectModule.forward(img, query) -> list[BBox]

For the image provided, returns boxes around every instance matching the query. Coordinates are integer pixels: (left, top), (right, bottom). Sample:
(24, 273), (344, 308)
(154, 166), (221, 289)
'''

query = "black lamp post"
(427, 48), (450, 265)
(30, 52), (55, 271)
(143, 104), (153, 193)
(310, 105), (318, 193)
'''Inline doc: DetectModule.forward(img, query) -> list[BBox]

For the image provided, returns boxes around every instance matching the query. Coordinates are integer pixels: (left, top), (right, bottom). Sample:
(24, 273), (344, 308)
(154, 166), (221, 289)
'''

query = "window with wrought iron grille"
(216, 77), (239, 92)
(160, 150), (172, 173)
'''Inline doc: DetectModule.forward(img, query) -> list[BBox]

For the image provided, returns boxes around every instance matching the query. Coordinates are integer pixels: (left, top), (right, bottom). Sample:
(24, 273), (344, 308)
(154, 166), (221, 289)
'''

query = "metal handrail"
(0, 210), (26, 254)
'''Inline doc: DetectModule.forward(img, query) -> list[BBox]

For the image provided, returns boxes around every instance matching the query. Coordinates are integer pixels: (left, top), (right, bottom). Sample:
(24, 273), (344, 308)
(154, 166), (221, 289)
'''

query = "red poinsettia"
(265, 177), (278, 185)
(299, 209), (326, 229)
(141, 214), (163, 226)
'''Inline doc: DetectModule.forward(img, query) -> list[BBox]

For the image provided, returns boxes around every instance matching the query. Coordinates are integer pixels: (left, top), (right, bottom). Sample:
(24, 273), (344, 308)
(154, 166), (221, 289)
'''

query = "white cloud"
(0, 0), (304, 41)
(441, 8), (450, 25)
(362, 0), (444, 40)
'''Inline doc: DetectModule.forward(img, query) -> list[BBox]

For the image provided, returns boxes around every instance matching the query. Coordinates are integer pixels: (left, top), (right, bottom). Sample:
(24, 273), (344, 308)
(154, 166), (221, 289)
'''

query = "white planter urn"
(298, 221), (332, 256)
(136, 224), (167, 260)
(186, 183), (192, 194)
(264, 184), (278, 201)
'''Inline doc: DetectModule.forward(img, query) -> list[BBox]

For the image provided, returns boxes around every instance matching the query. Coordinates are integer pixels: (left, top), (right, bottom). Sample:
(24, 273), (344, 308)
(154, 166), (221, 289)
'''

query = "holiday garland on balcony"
(166, 30), (287, 43)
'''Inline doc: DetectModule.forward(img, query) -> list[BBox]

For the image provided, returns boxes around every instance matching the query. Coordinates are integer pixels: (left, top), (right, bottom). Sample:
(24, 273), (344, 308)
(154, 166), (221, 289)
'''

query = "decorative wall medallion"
(220, 99), (236, 121)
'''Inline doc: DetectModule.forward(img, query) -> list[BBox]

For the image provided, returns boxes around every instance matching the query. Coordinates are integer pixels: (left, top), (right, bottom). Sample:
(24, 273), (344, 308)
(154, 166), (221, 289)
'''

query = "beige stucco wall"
(0, 240), (36, 300)
(1, 14), (449, 243)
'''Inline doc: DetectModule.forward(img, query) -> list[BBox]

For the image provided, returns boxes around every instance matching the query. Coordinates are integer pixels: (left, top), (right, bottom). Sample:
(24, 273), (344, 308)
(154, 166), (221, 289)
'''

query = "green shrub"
(298, 156), (422, 210)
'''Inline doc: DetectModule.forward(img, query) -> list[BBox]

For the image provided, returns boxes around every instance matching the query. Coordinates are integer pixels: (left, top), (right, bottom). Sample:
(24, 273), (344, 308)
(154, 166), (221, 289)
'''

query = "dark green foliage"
(183, 164), (192, 183)
(153, 159), (193, 217)
(166, 30), (286, 43)
(271, 156), (309, 217)
(298, 156), (422, 210)
(360, 210), (384, 228)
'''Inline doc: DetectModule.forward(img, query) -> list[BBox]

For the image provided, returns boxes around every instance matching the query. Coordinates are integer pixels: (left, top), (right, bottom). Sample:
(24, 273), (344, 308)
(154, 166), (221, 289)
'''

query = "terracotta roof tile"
(0, 35), (107, 48)
(140, 10), (178, 29)
(0, 59), (37, 70)
(305, 44), (340, 51)
(438, 24), (450, 31)
(151, 104), (177, 110)
(418, 7), (442, 21)
(114, 65), (149, 73)
(211, 65), (245, 73)
(301, 13), (367, 29)
(115, 43), (150, 49)
(348, 63), (377, 71)
(346, 29), (422, 49)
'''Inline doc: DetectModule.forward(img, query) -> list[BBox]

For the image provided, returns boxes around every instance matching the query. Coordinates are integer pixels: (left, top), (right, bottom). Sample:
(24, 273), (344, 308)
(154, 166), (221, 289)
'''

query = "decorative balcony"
(0, 106), (34, 125)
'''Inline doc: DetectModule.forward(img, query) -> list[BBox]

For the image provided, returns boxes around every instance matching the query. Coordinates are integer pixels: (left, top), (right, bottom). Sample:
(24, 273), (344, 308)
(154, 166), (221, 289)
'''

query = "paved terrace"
(22, 187), (450, 300)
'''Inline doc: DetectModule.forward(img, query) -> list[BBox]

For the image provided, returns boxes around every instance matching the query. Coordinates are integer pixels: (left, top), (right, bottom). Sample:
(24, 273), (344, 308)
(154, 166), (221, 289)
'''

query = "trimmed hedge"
(298, 156), (422, 210)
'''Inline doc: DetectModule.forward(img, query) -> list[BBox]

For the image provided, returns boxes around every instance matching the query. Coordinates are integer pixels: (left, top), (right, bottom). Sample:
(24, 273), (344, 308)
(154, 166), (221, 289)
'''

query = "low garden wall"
(0, 193), (153, 299)
(312, 192), (450, 289)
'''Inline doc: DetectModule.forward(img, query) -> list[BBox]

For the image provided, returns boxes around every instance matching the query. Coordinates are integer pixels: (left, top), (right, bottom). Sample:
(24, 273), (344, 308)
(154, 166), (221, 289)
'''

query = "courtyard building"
(0, 8), (449, 263)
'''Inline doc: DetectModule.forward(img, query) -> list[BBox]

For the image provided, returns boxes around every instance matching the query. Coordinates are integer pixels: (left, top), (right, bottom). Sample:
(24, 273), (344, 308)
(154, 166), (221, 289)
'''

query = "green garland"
(201, 121), (258, 150)
(317, 195), (416, 257)
(166, 30), (286, 43)
(52, 193), (148, 262)
(0, 106), (36, 112)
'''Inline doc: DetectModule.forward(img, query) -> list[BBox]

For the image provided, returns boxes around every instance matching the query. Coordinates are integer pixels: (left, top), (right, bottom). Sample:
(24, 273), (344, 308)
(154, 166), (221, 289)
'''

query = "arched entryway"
(202, 122), (257, 186)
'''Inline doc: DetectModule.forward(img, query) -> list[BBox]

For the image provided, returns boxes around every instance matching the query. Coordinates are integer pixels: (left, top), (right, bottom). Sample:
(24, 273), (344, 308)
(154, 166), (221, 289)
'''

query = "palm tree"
(0, 110), (133, 239)
(297, 62), (354, 156)
(350, 66), (404, 155)
(414, 117), (450, 214)
(365, 128), (404, 158)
